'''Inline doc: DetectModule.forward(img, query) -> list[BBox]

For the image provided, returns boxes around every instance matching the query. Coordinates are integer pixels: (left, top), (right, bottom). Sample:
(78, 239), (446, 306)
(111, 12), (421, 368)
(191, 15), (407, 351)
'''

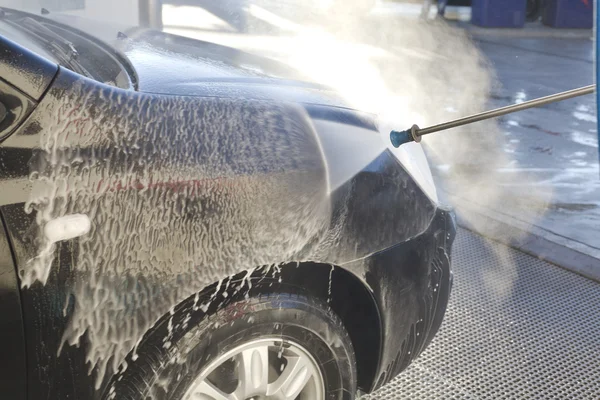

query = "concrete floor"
(431, 31), (600, 253)
(436, 21), (598, 260)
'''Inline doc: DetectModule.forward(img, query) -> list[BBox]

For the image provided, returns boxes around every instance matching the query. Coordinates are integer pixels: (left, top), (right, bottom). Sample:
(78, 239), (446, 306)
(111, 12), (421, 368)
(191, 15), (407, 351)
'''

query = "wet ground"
(434, 30), (600, 252)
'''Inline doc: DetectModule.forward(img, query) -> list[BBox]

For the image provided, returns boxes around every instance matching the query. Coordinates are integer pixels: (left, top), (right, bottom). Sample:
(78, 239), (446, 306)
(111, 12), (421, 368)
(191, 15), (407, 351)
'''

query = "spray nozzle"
(390, 124), (421, 148)
(389, 85), (595, 148)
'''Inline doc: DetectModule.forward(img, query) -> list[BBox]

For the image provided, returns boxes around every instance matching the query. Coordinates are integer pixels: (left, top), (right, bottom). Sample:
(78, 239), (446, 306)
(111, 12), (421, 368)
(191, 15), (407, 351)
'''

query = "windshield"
(0, 8), (135, 90)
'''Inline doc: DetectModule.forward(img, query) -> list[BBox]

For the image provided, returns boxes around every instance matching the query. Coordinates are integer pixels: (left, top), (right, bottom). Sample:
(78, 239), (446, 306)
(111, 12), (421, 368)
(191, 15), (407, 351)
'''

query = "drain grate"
(363, 228), (600, 399)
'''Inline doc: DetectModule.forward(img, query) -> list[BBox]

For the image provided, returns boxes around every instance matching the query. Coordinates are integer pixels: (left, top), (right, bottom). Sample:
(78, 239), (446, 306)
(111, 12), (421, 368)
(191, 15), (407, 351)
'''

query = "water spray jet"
(390, 84), (596, 147)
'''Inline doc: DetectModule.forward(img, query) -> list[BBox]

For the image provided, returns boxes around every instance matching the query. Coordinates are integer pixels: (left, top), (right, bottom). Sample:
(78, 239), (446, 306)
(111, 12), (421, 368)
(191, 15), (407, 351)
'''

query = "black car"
(0, 7), (455, 400)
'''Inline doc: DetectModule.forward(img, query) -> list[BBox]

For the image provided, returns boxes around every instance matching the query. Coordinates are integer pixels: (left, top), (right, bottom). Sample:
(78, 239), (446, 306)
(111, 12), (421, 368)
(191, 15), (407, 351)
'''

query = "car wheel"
(105, 292), (357, 400)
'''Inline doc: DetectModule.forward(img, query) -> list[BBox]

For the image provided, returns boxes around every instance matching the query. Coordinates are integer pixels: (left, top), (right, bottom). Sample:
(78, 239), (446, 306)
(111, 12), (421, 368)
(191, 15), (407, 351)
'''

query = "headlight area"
(307, 109), (439, 203)
(387, 141), (439, 203)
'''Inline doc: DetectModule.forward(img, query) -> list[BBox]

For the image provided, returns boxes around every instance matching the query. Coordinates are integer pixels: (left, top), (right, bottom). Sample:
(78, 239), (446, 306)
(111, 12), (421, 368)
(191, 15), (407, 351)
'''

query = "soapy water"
(24, 76), (332, 387)
(24, 0), (552, 392)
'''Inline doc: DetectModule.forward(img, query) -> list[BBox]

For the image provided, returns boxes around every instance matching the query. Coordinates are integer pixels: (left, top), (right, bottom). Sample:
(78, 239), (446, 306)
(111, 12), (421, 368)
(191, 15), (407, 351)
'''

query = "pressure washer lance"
(390, 84), (596, 148)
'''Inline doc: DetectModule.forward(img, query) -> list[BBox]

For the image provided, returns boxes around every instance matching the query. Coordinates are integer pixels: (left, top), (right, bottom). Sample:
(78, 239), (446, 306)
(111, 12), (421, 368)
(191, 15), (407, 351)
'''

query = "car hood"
(46, 13), (349, 106)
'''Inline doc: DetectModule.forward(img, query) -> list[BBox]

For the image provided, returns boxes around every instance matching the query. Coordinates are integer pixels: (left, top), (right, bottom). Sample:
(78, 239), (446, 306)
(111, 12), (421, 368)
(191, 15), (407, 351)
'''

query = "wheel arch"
(276, 261), (383, 392)
(107, 261), (383, 396)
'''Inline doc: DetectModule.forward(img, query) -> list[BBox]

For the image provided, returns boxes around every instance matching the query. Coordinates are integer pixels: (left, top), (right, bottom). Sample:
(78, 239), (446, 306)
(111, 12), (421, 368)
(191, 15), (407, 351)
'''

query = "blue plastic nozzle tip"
(390, 129), (413, 148)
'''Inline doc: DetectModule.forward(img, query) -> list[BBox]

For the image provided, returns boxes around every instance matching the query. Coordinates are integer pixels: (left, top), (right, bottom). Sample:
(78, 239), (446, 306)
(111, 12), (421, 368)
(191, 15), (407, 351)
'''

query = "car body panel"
(0, 211), (26, 400)
(0, 8), (454, 398)
(357, 208), (454, 388)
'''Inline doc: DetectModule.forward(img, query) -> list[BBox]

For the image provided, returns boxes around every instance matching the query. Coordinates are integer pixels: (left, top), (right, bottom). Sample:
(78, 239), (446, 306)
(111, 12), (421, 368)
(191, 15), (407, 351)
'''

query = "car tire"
(104, 291), (357, 400)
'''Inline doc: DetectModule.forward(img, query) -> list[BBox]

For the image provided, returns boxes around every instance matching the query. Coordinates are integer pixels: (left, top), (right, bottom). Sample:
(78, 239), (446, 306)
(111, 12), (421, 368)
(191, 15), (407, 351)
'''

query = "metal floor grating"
(363, 228), (600, 399)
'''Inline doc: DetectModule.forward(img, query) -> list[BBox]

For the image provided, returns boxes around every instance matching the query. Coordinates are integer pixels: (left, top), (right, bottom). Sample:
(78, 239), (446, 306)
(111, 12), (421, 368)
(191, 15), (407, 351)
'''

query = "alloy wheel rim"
(183, 337), (325, 400)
